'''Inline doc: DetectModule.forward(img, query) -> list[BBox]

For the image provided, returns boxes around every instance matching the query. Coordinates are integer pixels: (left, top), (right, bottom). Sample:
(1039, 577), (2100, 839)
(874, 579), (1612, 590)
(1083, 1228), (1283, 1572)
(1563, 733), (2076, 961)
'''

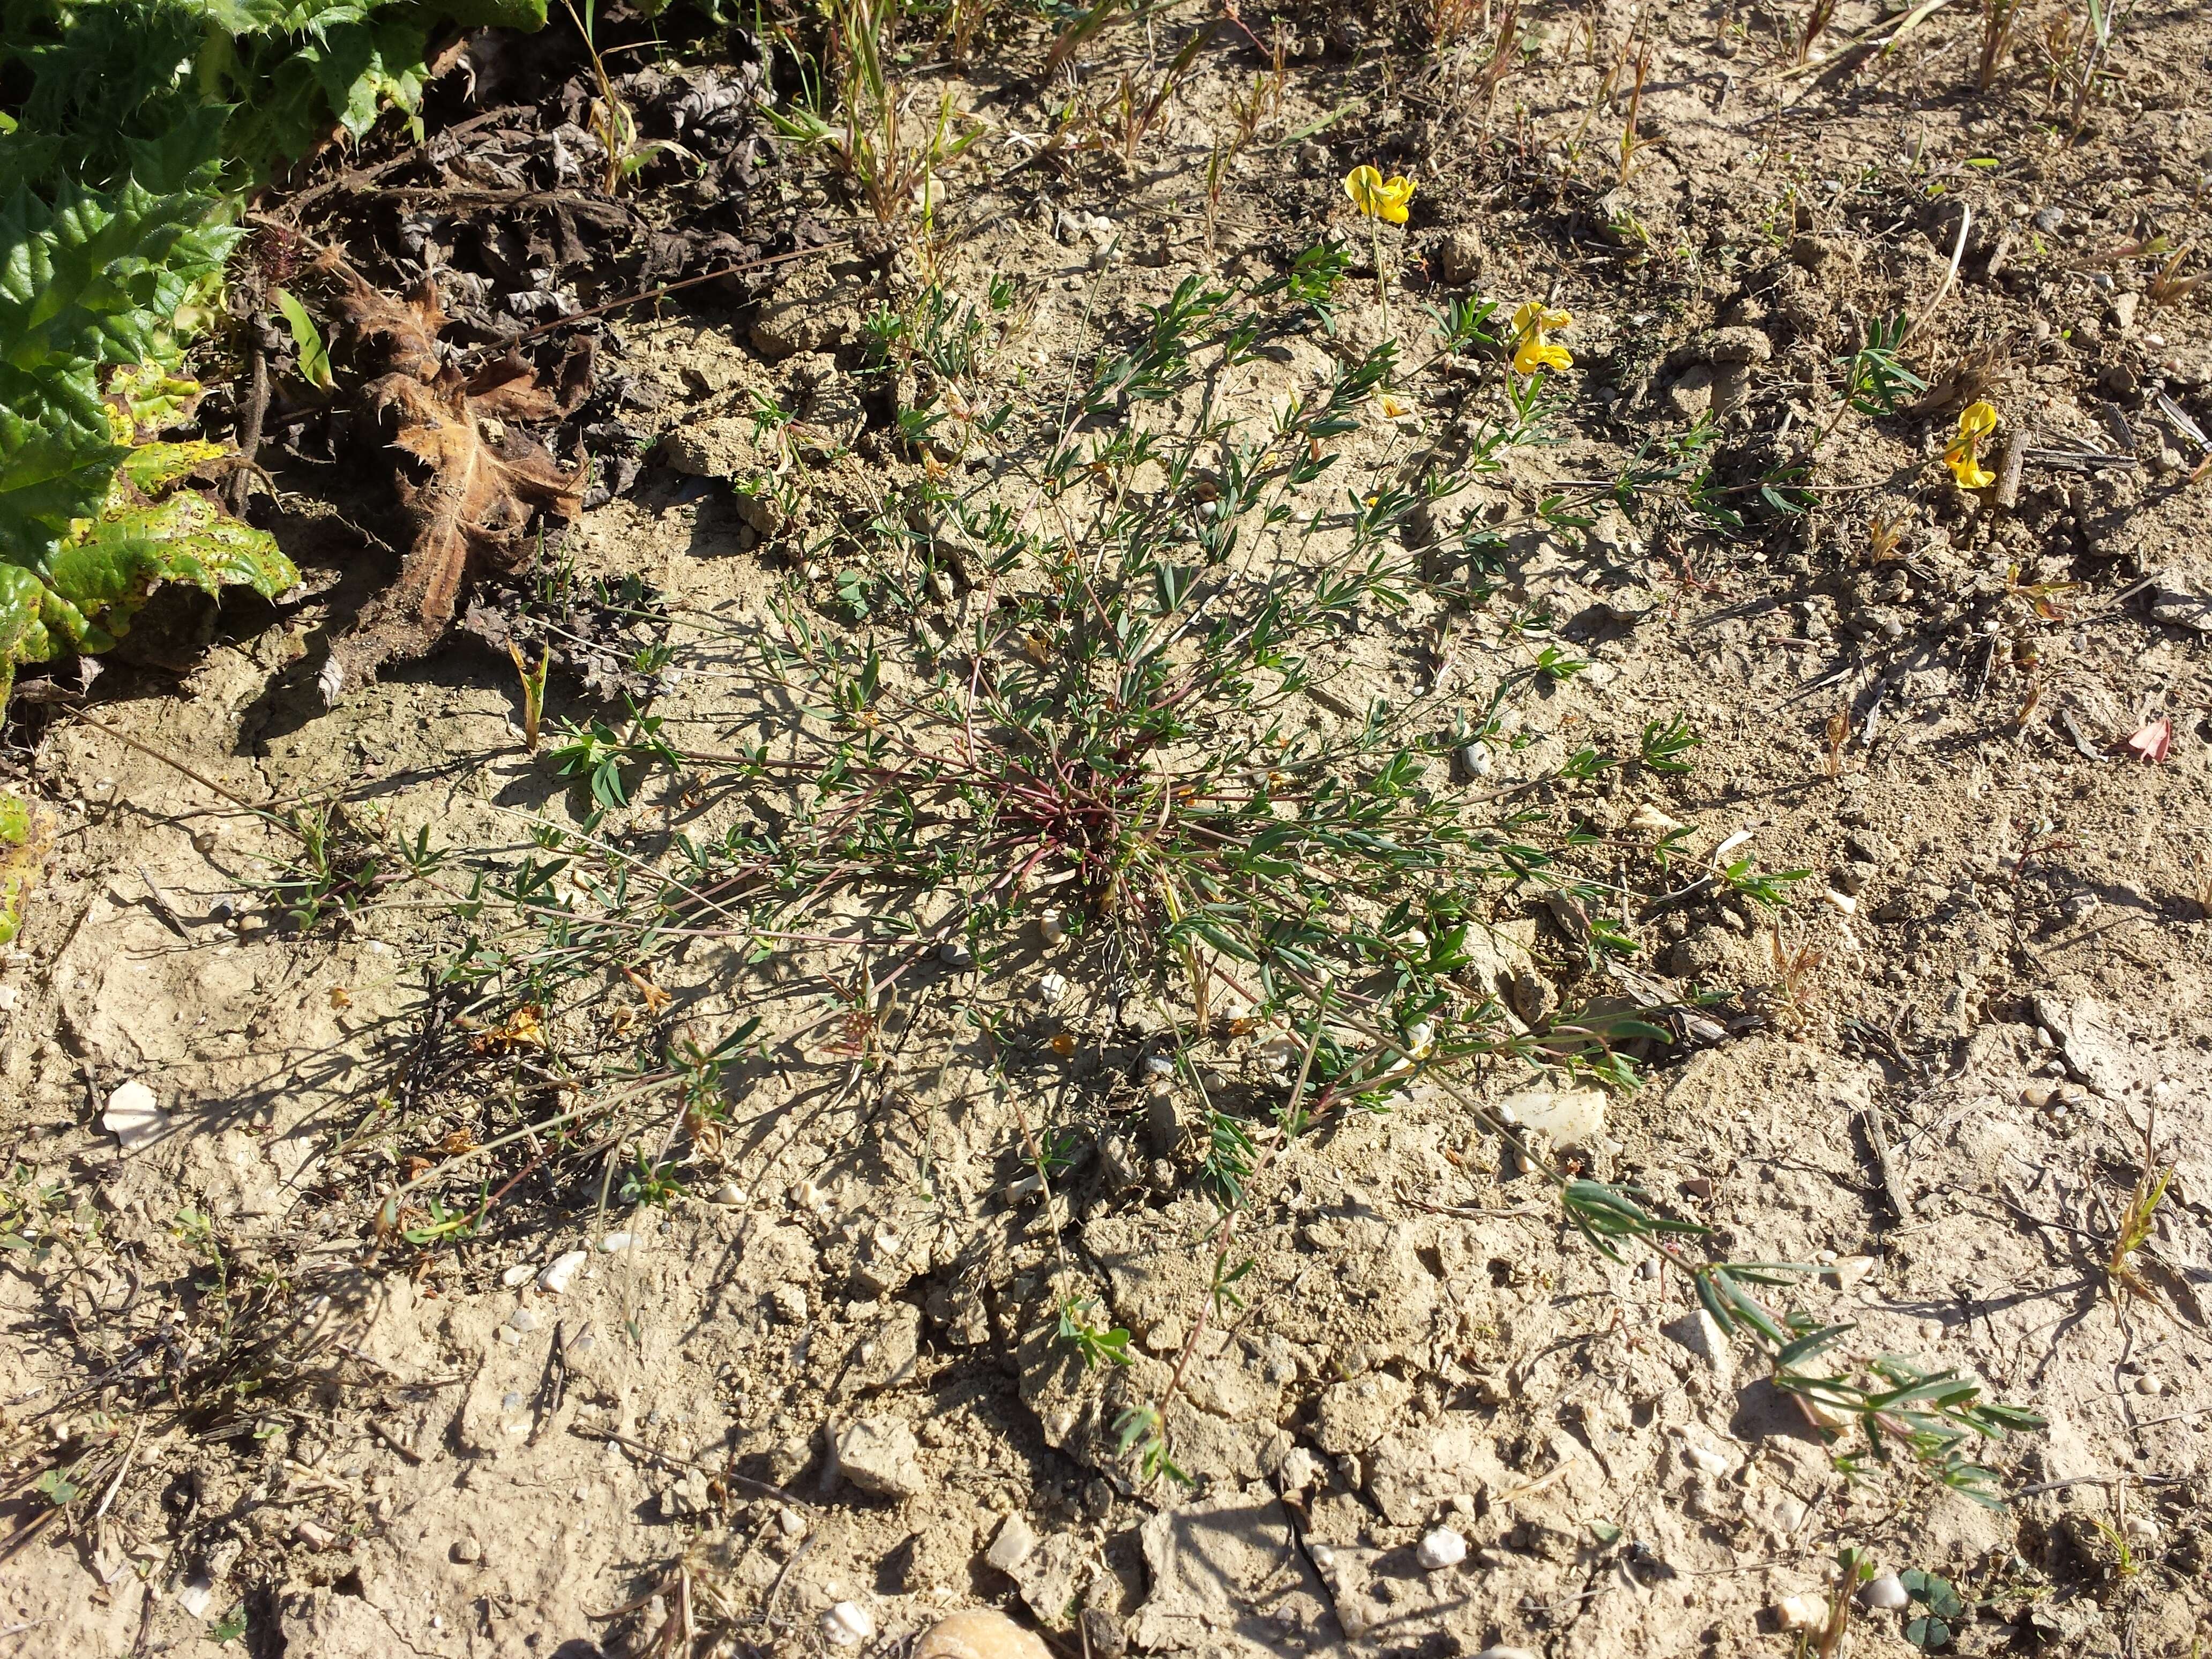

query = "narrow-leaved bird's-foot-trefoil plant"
(1345, 164), (1416, 342)
(1945, 399), (1999, 489)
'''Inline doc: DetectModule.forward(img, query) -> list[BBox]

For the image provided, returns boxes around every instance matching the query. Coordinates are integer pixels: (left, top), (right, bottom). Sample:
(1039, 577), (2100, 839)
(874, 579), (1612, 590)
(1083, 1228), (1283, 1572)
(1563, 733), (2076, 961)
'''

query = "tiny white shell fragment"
(1416, 1527), (1468, 1570)
(821, 1602), (873, 1646)
(103, 1081), (169, 1152)
(1038, 909), (1067, 944)
(539, 1250), (588, 1294)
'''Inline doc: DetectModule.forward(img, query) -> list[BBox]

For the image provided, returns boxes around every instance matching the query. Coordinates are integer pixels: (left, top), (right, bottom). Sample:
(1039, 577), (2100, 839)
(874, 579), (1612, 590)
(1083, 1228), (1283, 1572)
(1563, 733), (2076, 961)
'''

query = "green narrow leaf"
(273, 288), (333, 390)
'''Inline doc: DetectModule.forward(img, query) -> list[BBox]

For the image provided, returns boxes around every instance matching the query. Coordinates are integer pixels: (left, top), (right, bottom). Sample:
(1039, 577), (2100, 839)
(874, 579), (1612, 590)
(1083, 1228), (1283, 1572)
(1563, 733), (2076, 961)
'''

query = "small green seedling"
(1900, 1568), (1964, 1649)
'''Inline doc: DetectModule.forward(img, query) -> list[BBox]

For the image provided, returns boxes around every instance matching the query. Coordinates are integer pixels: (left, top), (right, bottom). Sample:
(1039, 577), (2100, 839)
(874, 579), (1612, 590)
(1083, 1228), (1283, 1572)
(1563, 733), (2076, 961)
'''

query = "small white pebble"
(1037, 970), (1069, 1004)
(600, 1232), (632, 1254)
(1415, 1526), (1468, 1570)
(500, 1262), (538, 1288)
(1862, 1574), (1909, 1610)
(539, 1250), (588, 1295)
(1684, 1443), (1729, 1476)
(1039, 909), (1067, 944)
(821, 1602), (873, 1646)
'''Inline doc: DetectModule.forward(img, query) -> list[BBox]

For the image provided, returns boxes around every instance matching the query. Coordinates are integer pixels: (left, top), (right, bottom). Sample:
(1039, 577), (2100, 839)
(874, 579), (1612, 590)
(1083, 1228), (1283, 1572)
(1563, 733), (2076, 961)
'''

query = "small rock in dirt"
(1862, 1573), (1909, 1610)
(1703, 324), (1773, 364)
(500, 1262), (537, 1288)
(709, 1179), (747, 1206)
(506, 1307), (540, 1334)
(1661, 1309), (1735, 1388)
(987, 1513), (1040, 1573)
(1010, 1531), (1093, 1629)
(102, 1080), (168, 1152)
(1667, 362), (1714, 418)
(1314, 1370), (1413, 1454)
(599, 1231), (632, 1253)
(835, 1416), (925, 1499)
(1416, 1526), (1467, 1570)
(1775, 1593), (1825, 1631)
(1275, 1445), (1325, 1496)
(821, 1602), (874, 1647)
(770, 1282), (809, 1323)
(539, 1250), (588, 1294)
(1473, 1649), (1540, 1659)
(912, 1610), (1053, 1659)
(1828, 1255), (1875, 1291)
(450, 1538), (482, 1565)
(1788, 233), (1839, 270)
(1080, 1608), (1127, 1659)
(1439, 227), (1484, 285)
(659, 1469), (713, 1519)
(2148, 582), (2212, 633)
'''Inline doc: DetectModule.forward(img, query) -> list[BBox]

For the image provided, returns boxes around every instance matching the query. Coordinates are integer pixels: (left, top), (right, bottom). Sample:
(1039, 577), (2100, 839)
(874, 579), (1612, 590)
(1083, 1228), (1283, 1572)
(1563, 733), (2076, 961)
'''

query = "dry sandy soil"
(6, 2), (2212, 1657)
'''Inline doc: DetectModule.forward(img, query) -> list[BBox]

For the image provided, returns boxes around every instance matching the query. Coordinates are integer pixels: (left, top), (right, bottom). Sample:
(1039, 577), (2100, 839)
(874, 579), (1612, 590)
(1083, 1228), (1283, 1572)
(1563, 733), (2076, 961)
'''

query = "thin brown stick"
(230, 344), (269, 514)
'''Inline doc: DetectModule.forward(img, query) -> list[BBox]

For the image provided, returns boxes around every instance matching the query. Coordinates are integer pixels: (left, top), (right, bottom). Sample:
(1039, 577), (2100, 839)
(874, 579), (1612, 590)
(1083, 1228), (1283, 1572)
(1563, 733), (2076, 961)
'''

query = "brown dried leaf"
(319, 269), (586, 702)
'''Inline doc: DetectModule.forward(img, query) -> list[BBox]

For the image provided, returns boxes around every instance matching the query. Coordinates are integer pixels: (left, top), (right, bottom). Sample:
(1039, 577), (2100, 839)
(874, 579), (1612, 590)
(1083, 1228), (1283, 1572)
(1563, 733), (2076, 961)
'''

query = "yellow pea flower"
(1344, 165), (1416, 225)
(1511, 300), (1575, 375)
(1945, 400), (1999, 490)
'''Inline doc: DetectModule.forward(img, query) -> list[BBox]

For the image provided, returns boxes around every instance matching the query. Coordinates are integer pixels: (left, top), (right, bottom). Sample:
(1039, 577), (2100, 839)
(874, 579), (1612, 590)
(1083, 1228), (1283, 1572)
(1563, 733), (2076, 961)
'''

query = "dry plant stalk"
(1976, 0), (2026, 88)
(1797, 0), (1841, 62)
(1617, 44), (1653, 186)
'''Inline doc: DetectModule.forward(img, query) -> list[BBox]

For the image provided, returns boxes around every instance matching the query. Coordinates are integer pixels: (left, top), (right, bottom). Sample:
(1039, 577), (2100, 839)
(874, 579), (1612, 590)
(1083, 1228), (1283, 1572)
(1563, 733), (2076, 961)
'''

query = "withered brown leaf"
(319, 259), (588, 703)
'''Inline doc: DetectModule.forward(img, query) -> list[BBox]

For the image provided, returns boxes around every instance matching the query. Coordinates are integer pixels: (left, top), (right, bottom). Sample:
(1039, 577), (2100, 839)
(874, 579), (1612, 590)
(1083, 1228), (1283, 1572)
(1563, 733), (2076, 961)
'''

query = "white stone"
(1415, 1526), (1468, 1570)
(821, 1602), (873, 1646)
(1473, 1649), (1540, 1659)
(500, 1262), (537, 1288)
(1861, 1574), (1909, 1610)
(1038, 909), (1067, 944)
(1684, 1442), (1729, 1476)
(102, 1080), (168, 1152)
(987, 1513), (1040, 1572)
(600, 1232), (632, 1253)
(710, 1179), (746, 1206)
(539, 1250), (588, 1294)
(1497, 1087), (1606, 1147)
(1037, 971), (1069, 1004)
